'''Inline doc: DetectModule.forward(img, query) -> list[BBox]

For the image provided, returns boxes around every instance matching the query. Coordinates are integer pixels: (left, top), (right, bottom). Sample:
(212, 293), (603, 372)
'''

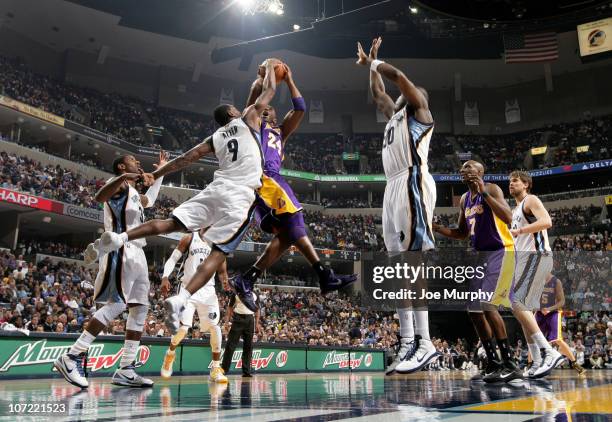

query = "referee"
(222, 290), (260, 377)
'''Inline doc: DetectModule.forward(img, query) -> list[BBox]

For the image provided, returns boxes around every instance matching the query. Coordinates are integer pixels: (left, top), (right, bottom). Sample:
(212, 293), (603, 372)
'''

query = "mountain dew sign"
(0, 335), (385, 378)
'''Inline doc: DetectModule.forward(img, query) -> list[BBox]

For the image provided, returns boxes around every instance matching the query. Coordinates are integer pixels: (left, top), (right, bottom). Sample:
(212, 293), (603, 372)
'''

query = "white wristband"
(370, 59), (384, 73)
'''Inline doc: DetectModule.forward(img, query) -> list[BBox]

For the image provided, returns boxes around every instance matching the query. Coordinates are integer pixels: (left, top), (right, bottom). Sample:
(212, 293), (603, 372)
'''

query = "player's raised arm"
(433, 193), (470, 240)
(280, 65), (305, 142)
(244, 59), (277, 130)
(245, 77), (263, 108)
(140, 150), (168, 208)
(356, 37), (432, 124)
(94, 173), (142, 203)
(363, 38), (394, 120)
(149, 137), (213, 181)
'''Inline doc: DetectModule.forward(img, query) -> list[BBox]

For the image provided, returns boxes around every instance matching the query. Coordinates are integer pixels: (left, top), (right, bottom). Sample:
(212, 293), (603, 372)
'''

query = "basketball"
(258, 58), (288, 81)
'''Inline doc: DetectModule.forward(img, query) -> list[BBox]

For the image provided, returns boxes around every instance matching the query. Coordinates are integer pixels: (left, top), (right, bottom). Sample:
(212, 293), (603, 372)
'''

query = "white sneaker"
(160, 350), (176, 379)
(209, 367), (228, 384)
(533, 349), (564, 379)
(385, 338), (415, 375)
(83, 240), (100, 265)
(112, 363), (154, 387)
(164, 295), (186, 335)
(525, 361), (541, 378)
(54, 353), (89, 389)
(395, 340), (440, 374)
(99, 231), (125, 254)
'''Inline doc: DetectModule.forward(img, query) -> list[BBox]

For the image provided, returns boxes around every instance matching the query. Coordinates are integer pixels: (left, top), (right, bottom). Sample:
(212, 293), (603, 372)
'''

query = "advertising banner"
(62, 204), (103, 223)
(306, 349), (383, 371)
(0, 335), (385, 378)
(0, 96), (65, 126)
(0, 188), (64, 214)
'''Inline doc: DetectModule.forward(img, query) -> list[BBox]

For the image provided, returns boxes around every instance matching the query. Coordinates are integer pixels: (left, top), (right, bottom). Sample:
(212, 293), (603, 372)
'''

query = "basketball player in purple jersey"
(231, 63), (356, 311)
(535, 273), (585, 374)
(434, 160), (521, 383)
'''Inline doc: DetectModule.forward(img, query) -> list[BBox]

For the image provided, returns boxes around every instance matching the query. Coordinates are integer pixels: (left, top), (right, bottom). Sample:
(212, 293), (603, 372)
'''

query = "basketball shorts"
(468, 248), (515, 312)
(535, 310), (562, 342)
(512, 251), (553, 311)
(172, 179), (256, 254)
(94, 243), (149, 305)
(382, 169), (436, 253)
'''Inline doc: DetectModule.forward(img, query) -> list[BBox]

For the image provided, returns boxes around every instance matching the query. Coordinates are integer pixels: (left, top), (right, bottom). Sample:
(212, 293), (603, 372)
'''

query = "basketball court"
(0, 371), (609, 421)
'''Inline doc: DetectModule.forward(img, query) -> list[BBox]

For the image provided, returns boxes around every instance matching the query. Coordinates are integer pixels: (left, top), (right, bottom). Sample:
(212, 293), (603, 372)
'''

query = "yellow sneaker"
(208, 367), (228, 384)
(160, 350), (175, 379)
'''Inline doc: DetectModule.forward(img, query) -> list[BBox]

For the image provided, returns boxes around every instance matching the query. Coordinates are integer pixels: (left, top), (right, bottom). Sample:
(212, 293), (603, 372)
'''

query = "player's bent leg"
(553, 339), (585, 375)
(112, 304), (154, 388)
(55, 302), (126, 389)
(96, 218), (182, 257)
(165, 250), (226, 333)
(197, 303), (227, 383)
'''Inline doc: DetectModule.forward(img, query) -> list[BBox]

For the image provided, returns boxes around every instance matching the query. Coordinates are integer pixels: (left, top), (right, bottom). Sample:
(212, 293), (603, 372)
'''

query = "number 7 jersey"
(211, 117), (264, 190)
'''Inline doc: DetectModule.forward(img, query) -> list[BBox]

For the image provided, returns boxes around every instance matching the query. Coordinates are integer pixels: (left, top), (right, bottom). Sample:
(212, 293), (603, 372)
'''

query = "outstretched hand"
(356, 42), (370, 66)
(153, 150), (169, 170)
(369, 36), (382, 59)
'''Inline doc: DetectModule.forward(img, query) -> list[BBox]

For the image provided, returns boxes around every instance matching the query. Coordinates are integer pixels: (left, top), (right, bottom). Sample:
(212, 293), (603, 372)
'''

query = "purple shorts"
(535, 310), (561, 342)
(255, 173), (305, 241)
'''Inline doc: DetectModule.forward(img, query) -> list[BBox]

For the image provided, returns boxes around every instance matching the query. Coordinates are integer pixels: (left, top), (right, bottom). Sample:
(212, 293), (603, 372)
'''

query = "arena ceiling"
(1, 0), (611, 90)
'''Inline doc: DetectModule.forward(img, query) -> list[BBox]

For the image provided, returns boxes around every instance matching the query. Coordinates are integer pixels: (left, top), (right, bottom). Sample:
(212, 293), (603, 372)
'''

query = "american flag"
(503, 32), (559, 63)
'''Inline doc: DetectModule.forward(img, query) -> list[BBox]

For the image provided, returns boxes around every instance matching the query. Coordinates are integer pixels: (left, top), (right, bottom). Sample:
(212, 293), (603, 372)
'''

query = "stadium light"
(293, 24), (300, 31)
(238, 0), (284, 16)
(409, 6), (418, 14)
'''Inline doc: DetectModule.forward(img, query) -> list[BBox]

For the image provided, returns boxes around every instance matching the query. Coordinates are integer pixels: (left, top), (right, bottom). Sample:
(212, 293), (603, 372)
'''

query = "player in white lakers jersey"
(55, 151), (168, 389)
(84, 59), (278, 333)
(159, 228), (228, 383)
(357, 37), (437, 374)
(509, 170), (564, 378)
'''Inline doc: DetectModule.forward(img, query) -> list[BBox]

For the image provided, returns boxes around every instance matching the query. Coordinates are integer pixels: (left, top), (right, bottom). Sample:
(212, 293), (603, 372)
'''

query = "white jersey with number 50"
(211, 118), (263, 190)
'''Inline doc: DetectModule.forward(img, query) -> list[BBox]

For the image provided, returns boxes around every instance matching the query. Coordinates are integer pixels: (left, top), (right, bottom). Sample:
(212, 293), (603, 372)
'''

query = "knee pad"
(126, 305), (148, 332)
(93, 302), (126, 327)
(280, 212), (307, 242)
(209, 325), (222, 353)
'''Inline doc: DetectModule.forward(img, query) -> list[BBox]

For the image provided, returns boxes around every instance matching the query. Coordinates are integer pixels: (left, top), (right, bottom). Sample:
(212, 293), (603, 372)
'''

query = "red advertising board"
(0, 188), (64, 214)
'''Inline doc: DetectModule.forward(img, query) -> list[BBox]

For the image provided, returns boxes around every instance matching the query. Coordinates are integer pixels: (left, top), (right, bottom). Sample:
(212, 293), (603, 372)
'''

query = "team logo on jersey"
(208, 312), (217, 320)
(131, 194), (140, 204)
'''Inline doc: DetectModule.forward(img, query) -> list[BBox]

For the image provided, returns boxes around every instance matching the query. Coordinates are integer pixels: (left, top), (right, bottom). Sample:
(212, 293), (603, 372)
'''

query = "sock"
(482, 338), (498, 364)
(69, 331), (96, 355)
(397, 309), (414, 340)
(414, 310), (430, 341)
(212, 360), (220, 368)
(120, 339), (140, 368)
(531, 332), (553, 352)
(312, 262), (327, 281)
(119, 232), (129, 243)
(497, 338), (512, 363)
(244, 266), (262, 282)
(527, 342), (542, 364)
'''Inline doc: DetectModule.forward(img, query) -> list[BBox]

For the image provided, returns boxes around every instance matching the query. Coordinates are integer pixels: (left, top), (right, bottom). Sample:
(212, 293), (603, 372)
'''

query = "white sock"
(119, 232), (129, 244)
(212, 360), (220, 368)
(532, 332), (552, 352)
(69, 331), (96, 355)
(397, 308), (414, 340)
(120, 339), (140, 368)
(528, 342), (542, 364)
(414, 310), (430, 341)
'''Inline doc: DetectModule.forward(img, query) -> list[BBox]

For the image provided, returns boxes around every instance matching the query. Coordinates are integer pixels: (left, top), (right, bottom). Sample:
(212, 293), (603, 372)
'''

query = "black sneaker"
(498, 361), (522, 383)
(483, 360), (504, 383)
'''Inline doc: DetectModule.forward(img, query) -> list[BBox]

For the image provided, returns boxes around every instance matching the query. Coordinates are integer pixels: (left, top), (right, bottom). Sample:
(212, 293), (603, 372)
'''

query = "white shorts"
(172, 179), (256, 253)
(179, 289), (220, 331)
(94, 243), (150, 305)
(512, 252), (553, 311)
(383, 171), (436, 252)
